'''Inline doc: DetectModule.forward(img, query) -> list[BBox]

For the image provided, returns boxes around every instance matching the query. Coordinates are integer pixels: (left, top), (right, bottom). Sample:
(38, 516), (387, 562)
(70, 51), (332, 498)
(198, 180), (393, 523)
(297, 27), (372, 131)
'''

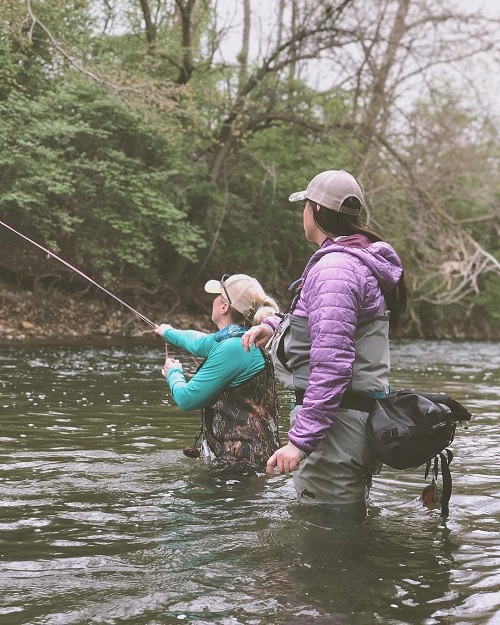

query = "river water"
(0, 339), (499, 625)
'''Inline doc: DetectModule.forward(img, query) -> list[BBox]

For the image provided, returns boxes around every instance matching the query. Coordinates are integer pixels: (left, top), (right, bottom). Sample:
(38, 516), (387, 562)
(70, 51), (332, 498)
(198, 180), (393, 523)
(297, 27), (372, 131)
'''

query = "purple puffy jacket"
(273, 234), (403, 455)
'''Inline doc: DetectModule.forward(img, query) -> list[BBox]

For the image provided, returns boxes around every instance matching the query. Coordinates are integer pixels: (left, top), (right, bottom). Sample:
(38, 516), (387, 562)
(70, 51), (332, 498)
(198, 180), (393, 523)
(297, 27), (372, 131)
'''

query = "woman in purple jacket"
(242, 170), (407, 517)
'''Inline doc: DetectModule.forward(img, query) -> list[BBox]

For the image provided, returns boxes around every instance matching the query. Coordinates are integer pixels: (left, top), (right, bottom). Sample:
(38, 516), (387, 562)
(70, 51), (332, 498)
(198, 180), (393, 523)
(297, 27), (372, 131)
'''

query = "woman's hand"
(266, 443), (305, 475)
(242, 324), (273, 352)
(161, 357), (181, 377)
(154, 323), (171, 337)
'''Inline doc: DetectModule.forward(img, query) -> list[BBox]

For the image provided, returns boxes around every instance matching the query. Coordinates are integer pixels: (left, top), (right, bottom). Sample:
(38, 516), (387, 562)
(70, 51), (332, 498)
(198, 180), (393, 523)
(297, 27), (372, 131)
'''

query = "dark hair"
(309, 197), (407, 334)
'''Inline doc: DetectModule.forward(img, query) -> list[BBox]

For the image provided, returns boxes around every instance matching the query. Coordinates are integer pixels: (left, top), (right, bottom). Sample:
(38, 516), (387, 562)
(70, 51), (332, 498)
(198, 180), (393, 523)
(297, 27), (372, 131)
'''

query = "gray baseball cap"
(288, 170), (365, 215)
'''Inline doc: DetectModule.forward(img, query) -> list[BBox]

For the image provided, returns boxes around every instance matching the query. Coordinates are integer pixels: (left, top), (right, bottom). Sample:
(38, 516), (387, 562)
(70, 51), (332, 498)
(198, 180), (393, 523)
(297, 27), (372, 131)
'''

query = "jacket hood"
(306, 234), (403, 292)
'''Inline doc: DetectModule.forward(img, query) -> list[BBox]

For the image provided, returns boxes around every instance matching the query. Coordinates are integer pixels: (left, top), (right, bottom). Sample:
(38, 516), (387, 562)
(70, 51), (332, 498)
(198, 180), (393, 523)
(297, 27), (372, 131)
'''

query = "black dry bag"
(367, 390), (472, 517)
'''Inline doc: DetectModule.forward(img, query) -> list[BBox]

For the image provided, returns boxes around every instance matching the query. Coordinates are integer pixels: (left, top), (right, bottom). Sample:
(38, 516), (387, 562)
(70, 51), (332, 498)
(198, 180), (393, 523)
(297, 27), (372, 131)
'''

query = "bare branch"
(24, 0), (138, 93)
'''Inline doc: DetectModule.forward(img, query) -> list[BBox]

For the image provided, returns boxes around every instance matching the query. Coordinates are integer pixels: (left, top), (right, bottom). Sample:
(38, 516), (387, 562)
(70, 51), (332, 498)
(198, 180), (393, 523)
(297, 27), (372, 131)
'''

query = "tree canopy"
(1, 0), (499, 338)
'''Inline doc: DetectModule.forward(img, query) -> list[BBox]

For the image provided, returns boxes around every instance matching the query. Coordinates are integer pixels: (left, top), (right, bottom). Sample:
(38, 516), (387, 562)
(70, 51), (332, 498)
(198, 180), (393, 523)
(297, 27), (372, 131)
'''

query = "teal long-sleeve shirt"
(161, 324), (265, 411)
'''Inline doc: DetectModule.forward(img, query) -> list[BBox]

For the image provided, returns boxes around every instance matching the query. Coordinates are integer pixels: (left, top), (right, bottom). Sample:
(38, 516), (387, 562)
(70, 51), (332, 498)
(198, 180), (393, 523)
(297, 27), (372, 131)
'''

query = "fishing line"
(0, 219), (156, 328)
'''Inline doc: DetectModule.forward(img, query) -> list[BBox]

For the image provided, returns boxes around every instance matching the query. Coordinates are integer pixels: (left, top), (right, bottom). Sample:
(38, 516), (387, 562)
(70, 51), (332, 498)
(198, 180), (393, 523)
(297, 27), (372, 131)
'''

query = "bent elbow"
(174, 394), (201, 412)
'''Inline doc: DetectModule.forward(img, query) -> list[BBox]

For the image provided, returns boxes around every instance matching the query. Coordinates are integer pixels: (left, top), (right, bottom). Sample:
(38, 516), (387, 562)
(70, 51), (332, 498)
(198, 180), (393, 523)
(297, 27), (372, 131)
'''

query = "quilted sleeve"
(287, 255), (366, 454)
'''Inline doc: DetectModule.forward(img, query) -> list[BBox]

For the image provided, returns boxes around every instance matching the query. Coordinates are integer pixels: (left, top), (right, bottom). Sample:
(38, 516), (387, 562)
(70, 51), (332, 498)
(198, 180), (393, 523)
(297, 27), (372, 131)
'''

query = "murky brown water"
(1, 339), (499, 624)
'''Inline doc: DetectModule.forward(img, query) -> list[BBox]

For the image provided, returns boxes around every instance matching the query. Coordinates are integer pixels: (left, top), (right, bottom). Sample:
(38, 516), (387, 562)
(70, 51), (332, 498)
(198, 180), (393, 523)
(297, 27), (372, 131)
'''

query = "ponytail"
(251, 297), (280, 325)
(229, 295), (280, 327)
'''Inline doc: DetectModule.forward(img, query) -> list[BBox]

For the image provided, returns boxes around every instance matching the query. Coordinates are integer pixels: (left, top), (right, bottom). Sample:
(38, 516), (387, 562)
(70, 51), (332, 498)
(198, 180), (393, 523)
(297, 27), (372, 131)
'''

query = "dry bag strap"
(424, 449), (453, 518)
(439, 449), (453, 518)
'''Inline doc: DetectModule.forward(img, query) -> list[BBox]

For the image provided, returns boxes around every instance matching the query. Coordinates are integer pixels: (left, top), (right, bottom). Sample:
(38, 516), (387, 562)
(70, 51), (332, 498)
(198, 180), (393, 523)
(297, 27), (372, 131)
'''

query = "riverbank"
(1, 284), (498, 342)
(0, 286), (212, 342)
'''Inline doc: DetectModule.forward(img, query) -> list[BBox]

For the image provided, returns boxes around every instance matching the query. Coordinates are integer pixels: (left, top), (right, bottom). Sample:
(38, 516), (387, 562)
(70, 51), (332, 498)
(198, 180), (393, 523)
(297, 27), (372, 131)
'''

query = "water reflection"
(0, 339), (499, 624)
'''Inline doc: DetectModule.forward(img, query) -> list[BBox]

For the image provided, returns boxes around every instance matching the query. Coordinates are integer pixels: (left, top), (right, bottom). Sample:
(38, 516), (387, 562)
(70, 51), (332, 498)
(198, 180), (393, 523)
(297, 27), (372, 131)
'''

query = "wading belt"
(294, 389), (376, 413)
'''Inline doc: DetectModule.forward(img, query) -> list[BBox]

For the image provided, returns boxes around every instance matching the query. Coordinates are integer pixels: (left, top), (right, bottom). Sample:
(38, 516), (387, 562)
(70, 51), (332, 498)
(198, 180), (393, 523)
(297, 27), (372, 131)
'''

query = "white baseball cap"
(204, 274), (267, 316)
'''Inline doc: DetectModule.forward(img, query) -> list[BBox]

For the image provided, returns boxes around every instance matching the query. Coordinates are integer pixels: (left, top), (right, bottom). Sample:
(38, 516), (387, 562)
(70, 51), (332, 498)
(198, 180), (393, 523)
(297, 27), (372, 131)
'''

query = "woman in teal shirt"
(155, 274), (281, 469)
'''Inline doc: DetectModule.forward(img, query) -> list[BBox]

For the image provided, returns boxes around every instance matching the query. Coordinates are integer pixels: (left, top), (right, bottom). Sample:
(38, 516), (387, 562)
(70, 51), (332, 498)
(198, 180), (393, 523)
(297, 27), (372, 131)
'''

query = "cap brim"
(204, 279), (222, 294)
(288, 190), (307, 203)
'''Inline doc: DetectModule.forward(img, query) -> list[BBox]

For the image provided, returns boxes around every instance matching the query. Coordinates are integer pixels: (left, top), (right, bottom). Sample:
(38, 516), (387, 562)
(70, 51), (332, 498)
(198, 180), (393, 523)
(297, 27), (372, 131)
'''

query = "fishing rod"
(0, 219), (157, 329)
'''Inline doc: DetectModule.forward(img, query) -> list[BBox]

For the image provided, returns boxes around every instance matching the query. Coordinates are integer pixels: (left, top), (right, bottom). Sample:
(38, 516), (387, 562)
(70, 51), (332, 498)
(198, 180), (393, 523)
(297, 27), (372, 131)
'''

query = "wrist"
(261, 322), (275, 335)
(288, 441), (307, 460)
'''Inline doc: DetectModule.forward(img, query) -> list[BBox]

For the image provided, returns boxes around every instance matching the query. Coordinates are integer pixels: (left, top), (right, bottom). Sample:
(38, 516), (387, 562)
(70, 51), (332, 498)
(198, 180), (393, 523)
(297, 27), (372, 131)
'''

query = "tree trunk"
(138, 0), (156, 48)
(175, 0), (197, 85)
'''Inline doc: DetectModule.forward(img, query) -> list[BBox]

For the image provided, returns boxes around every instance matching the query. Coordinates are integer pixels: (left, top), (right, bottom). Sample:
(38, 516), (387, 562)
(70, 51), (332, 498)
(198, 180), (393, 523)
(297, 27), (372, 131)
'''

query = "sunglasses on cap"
(219, 274), (232, 306)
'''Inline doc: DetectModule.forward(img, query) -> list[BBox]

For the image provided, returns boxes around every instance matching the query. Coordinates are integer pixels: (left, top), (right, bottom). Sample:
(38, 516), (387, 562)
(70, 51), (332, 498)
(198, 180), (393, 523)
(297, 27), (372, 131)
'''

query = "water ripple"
(0, 341), (499, 624)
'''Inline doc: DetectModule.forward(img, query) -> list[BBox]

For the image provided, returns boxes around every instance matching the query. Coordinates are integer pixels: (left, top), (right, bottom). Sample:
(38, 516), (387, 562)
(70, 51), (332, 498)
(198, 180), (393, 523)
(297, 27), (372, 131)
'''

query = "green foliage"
(0, 1), (499, 337)
(206, 118), (360, 296)
(0, 37), (19, 99)
(0, 0), (96, 96)
(475, 272), (500, 320)
(0, 81), (207, 288)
